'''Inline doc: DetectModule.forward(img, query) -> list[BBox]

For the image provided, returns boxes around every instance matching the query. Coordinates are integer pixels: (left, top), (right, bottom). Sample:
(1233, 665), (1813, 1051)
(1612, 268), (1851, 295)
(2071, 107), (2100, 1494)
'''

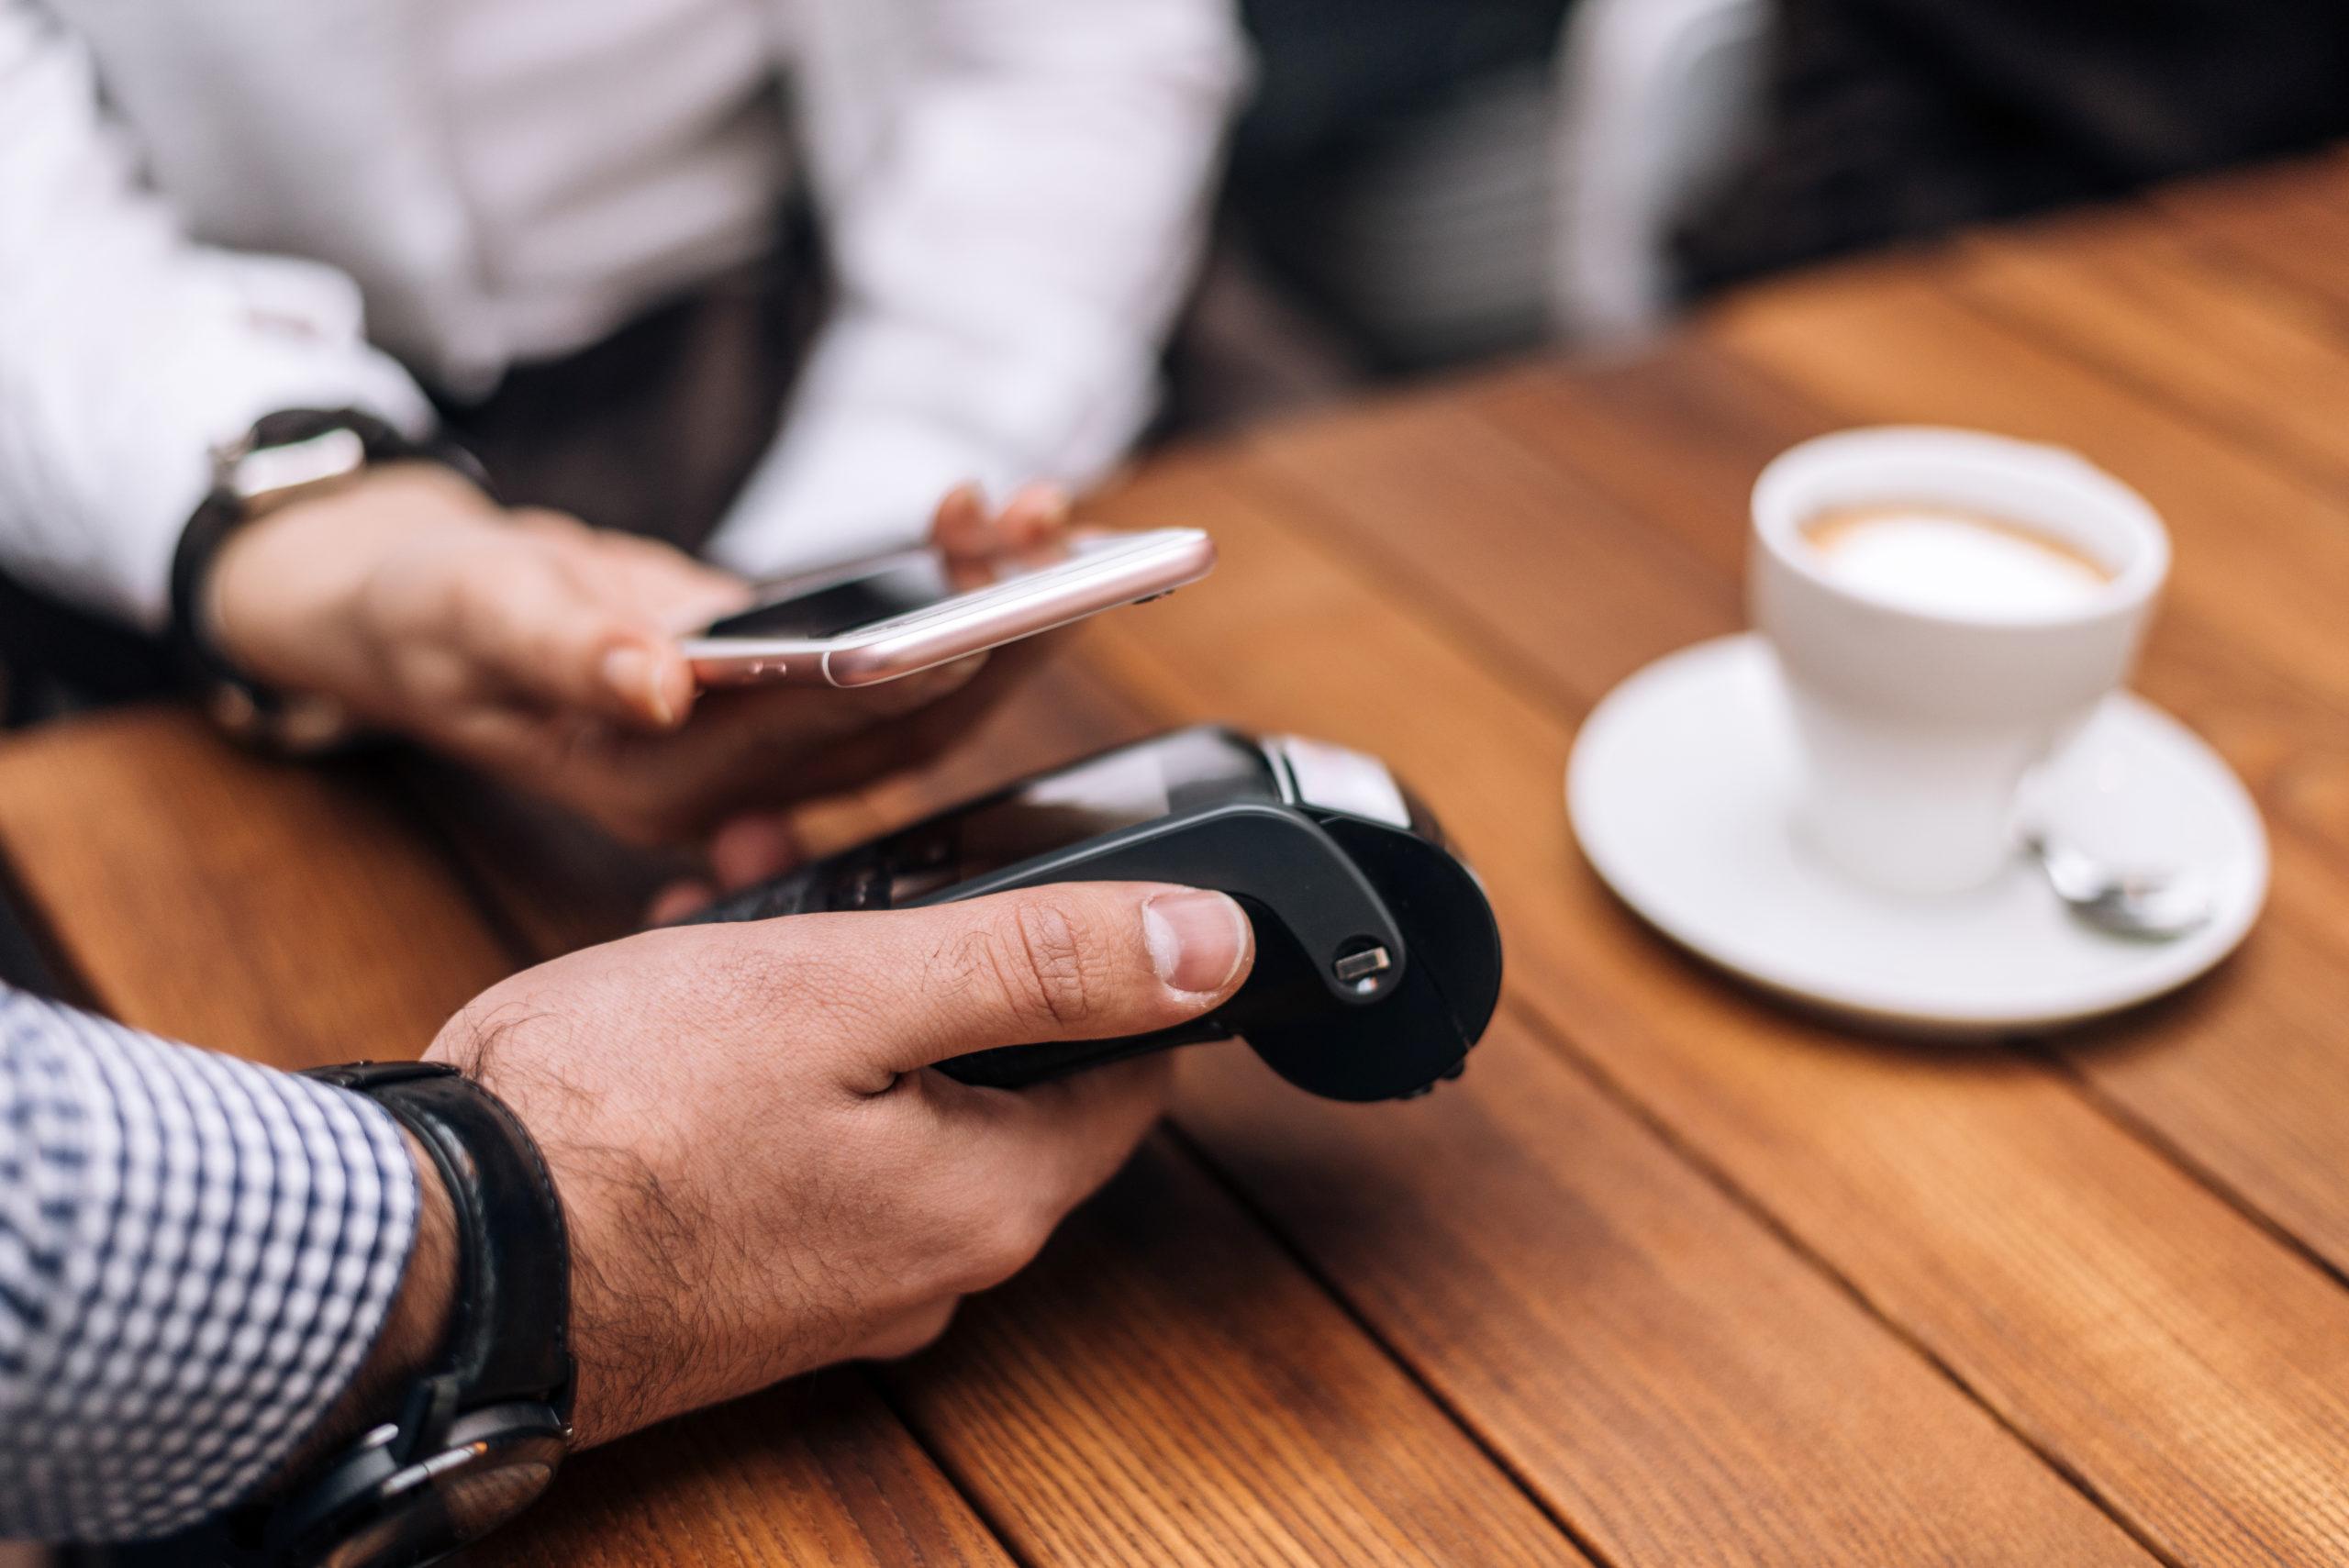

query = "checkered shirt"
(0, 985), (418, 1541)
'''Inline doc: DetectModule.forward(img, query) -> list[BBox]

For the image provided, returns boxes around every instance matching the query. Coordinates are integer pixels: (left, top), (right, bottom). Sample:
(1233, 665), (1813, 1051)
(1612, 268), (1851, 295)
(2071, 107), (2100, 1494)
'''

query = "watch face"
(317, 1423), (565, 1568)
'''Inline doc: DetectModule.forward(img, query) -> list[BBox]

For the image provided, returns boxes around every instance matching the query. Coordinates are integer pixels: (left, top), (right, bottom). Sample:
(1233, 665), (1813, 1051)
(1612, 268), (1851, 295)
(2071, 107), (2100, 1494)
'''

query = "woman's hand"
(206, 463), (1071, 843)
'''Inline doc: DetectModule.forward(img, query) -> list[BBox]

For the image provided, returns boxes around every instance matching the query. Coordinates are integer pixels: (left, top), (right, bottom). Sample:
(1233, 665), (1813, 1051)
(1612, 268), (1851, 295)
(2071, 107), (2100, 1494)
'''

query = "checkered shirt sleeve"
(0, 984), (419, 1541)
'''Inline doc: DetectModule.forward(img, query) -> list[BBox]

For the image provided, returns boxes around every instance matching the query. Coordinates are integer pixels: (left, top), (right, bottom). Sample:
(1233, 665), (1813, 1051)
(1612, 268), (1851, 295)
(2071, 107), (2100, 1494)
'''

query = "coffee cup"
(1750, 428), (2169, 896)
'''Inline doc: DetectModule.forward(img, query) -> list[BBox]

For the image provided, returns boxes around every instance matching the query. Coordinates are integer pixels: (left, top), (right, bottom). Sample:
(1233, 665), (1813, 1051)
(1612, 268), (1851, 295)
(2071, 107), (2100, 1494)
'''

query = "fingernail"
(1142, 891), (1248, 995)
(602, 645), (672, 726)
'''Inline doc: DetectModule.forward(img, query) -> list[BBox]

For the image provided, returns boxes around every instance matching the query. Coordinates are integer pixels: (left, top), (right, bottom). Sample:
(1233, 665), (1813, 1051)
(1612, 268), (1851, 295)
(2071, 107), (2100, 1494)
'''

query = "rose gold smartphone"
(681, 528), (1217, 687)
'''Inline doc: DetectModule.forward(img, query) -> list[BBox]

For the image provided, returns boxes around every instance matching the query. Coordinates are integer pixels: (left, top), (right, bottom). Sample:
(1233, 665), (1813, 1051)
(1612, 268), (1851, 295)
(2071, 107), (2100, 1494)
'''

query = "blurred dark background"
(1172, 0), (2349, 430)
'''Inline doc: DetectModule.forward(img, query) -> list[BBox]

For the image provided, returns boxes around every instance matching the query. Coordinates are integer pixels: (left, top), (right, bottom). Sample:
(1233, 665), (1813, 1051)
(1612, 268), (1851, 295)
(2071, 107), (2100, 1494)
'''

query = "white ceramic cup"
(1750, 428), (2170, 896)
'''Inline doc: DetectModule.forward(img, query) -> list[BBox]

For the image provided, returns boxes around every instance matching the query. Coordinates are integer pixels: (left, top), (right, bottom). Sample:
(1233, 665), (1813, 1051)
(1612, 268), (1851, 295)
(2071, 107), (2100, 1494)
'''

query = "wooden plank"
(0, 712), (509, 1064)
(892, 1138), (1586, 1568)
(1943, 205), (2349, 493)
(1231, 383), (1740, 709)
(425, 647), (1590, 1568)
(489, 1373), (1008, 1568)
(399, 751), (685, 962)
(0, 709), (1010, 1568)
(1172, 996), (2152, 1567)
(1071, 440), (2349, 1566)
(2150, 150), (2349, 319)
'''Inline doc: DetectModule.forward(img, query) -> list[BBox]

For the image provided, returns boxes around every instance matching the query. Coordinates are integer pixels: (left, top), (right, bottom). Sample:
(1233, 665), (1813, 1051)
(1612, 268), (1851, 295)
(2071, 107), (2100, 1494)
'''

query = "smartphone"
(681, 527), (1217, 687)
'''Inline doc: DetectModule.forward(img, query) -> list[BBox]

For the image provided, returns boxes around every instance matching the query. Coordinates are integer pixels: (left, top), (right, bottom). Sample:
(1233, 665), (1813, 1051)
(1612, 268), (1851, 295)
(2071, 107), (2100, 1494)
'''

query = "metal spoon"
(2025, 831), (2215, 940)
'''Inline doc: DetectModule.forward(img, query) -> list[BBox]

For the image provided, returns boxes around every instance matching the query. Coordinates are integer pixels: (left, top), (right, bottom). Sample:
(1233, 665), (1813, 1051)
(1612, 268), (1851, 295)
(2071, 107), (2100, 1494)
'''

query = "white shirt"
(0, 0), (1244, 626)
(432, 0), (791, 384)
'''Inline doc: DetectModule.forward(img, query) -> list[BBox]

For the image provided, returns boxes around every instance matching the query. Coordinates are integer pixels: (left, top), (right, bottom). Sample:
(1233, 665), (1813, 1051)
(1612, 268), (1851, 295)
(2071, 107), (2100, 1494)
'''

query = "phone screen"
(701, 532), (1197, 642)
(701, 553), (973, 640)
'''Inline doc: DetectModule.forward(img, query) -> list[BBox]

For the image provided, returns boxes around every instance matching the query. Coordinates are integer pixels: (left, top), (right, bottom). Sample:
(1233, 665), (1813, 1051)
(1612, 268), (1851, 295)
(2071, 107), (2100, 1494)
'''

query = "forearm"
(0, 988), (424, 1542)
(0, 0), (432, 629)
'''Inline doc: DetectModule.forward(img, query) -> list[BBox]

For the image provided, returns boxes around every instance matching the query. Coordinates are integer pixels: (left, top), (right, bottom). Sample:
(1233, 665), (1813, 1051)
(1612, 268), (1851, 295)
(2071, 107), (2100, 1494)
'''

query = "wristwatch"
(168, 408), (485, 752)
(262, 1062), (574, 1568)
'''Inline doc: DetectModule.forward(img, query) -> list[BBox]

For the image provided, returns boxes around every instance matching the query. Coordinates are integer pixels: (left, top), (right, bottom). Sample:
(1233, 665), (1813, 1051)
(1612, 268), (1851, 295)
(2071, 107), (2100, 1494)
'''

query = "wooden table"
(8, 150), (2349, 1566)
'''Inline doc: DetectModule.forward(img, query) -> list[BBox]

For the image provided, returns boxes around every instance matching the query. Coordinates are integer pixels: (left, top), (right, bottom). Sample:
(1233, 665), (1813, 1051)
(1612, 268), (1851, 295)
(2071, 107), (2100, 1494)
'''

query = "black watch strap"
(303, 1062), (574, 1425)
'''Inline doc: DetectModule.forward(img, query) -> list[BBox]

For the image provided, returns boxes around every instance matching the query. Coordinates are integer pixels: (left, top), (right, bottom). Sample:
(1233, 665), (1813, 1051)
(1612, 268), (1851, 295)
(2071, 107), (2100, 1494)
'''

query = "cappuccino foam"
(1800, 505), (2113, 617)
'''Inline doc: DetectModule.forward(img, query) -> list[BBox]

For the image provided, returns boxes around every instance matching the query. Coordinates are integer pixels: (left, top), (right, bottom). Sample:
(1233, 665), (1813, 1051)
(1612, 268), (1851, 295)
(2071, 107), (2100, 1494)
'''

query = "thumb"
(447, 551), (691, 729)
(819, 883), (1254, 1082)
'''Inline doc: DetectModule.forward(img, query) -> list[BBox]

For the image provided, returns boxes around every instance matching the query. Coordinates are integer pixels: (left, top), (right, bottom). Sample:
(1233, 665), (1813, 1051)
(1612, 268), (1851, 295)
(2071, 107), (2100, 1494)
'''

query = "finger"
(514, 649), (999, 847)
(644, 878), (718, 925)
(708, 812), (806, 891)
(598, 641), (696, 732)
(442, 550), (691, 730)
(725, 653), (999, 804)
(502, 507), (593, 542)
(917, 1054), (1172, 1289)
(995, 483), (1073, 550)
(572, 526), (755, 633)
(496, 511), (735, 715)
(584, 656), (991, 836)
(428, 697), (591, 780)
(930, 481), (994, 558)
(689, 653), (982, 750)
(801, 883), (1254, 1084)
(961, 1052), (1174, 1212)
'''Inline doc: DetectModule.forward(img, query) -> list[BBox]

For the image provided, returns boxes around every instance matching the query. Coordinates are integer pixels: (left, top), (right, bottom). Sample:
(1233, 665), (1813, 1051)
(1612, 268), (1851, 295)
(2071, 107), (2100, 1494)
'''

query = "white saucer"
(1565, 634), (2268, 1037)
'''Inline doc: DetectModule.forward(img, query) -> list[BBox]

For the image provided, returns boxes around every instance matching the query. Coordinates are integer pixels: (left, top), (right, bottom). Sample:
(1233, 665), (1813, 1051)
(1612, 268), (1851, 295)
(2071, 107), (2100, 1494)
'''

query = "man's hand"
(206, 463), (1071, 843)
(414, 882), (1252, 1447)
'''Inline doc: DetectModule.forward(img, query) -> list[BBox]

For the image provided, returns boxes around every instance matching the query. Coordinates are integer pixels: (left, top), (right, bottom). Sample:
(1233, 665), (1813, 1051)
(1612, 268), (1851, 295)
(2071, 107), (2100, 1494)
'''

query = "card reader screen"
(887, 731), (1278, 901)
